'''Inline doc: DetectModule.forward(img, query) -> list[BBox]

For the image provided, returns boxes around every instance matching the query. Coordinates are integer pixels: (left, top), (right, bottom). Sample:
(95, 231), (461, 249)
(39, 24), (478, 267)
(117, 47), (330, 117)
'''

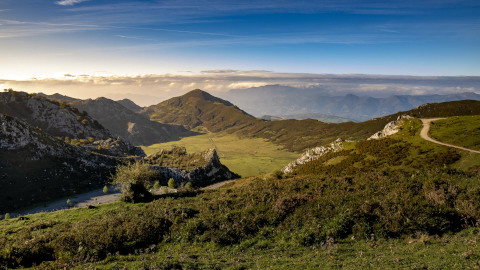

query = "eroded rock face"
(147, 147), (239, 187)
(0, 114), (118, 213)
(368, 115), (413, 140)
(0, 91), (109, 139)
(282, 138), (345, 174)
(0, 91), (140, 156)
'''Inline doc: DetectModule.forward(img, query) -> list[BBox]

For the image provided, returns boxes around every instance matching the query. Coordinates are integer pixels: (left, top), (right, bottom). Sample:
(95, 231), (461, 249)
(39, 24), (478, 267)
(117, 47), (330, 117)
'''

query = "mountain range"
(219, 85), (480, 121)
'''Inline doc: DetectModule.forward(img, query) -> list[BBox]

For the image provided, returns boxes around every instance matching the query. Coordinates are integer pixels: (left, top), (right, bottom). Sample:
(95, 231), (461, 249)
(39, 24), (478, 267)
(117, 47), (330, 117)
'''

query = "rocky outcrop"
(368, 115), (413, 140)
(282, 138), (345, 174)
(0, 114), (118, 213)
(147, 147), (239, 187)
(0, 90), (139, 156)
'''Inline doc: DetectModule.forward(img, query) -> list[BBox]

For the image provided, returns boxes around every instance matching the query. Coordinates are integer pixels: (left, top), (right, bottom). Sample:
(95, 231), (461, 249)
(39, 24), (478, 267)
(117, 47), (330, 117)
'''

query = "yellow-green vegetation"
(77, 230), (480, 269)
(2, 164), (480, 268)
(294, 118), (480, 176)
(145, 146), (209, 170)
(142, 133), (299, 177)
(2, 115), (480, 269)
(429, 115), (480, 151)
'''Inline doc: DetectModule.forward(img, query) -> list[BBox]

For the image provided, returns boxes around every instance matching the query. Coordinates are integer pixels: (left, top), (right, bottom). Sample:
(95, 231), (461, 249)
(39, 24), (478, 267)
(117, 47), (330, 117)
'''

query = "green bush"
(168, 178), (176, 188)
(111, 162), (157, 203)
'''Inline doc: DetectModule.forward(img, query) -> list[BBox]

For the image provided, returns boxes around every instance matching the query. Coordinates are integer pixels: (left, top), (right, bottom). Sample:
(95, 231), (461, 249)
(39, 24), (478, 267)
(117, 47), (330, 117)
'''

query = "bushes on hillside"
(2, 168), (480, 268)
(111, 161), (157, 203)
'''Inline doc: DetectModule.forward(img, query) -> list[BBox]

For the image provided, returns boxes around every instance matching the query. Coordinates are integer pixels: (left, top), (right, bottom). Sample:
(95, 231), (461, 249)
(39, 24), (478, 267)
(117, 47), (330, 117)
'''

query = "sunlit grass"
(429, 115), (480, 151)
(142, 133), (300, 177)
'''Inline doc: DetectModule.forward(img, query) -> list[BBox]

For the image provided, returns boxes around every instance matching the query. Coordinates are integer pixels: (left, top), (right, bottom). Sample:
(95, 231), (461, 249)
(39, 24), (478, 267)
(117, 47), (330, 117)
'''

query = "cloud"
(1, 72), (479, 106)
(55, 0), (89, 6)
(201, 69), (238, 74)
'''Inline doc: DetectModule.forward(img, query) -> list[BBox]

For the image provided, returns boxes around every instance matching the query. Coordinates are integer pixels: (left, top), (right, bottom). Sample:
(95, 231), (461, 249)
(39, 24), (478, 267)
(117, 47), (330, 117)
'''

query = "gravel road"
(420, 118), (480, 154)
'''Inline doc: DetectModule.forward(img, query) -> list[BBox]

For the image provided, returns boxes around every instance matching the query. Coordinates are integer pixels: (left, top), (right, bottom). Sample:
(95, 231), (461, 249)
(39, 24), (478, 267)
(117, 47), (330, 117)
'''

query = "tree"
(185, 182), (193, 190)
(153, 181), (161, 190)
(4, 213), (10, 220)
(67, 199), (72, 208)
(103, 185), (108, 194)
(168, 178), (176, 188)
(111, 161), (157, 203)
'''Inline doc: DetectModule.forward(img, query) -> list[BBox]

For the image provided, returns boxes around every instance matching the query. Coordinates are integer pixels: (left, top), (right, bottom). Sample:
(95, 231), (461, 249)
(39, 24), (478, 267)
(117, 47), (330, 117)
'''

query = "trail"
(12, 180), (236, 218)
(420, 118), (480, 154)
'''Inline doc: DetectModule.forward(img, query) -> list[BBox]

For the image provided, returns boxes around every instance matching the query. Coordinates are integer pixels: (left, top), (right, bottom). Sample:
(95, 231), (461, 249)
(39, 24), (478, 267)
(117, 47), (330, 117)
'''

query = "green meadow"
(429, 115), (480, 151)
(142, 133), (300, 177)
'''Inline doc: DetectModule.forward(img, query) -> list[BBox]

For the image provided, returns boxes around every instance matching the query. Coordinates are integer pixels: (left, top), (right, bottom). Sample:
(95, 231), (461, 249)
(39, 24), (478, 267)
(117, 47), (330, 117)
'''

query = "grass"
(429, 115), (480, 151)
(142, 133), (300, 177)
(76, 229), (480, 269)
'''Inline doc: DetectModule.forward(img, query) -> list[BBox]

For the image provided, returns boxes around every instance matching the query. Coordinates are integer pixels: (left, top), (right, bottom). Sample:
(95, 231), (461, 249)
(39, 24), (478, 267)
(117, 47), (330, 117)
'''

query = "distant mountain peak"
(182, 89), (234, 106)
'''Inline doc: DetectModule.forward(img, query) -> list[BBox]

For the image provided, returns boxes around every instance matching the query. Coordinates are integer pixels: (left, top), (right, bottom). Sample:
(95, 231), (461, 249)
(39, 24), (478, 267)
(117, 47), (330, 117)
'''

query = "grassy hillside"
(142, 133), (299, 177)
(290, 118), (480, 176)
(1, 117), (480, 269)
(143, 90), (480, 152)
(142, 89), (258, 132)
(429, 115), (480, 151)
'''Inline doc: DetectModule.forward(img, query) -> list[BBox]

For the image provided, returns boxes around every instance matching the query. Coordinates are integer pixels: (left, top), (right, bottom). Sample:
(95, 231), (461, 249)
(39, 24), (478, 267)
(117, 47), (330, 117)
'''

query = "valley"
(1, 88), (480, 269)
(142, 133), (300, 177)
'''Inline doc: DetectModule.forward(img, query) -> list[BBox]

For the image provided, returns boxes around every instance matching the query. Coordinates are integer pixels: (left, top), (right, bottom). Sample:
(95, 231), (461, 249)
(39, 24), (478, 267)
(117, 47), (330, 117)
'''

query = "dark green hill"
(1, 116), (480, 268)
(141, 89), (259, 132)
(143, 89), (480, 152)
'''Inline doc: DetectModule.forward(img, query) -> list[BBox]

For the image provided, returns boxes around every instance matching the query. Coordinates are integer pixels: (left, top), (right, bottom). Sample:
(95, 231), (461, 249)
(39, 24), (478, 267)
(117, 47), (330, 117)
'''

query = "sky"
(0, 0), (479, 104)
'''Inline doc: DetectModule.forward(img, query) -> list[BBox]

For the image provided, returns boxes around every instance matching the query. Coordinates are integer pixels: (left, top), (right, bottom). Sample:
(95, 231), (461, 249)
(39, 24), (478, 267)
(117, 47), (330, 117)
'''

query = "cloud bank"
(2, 71), (479, 106)
(55, 0), (89, 6)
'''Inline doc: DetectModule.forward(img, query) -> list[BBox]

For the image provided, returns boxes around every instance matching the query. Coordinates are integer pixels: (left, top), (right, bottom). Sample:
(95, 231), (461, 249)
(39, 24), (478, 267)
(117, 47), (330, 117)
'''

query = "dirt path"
(11, 186), (120, 218)
(12, 180), (236, 217)
(420, 118), (480, 154)
(201, 180), (235, 190)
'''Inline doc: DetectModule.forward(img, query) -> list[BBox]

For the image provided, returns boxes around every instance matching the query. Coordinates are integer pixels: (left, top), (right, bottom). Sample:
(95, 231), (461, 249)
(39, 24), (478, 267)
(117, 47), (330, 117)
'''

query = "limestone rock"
(368, 115), (413, 140)
(282, 138), (345, 174)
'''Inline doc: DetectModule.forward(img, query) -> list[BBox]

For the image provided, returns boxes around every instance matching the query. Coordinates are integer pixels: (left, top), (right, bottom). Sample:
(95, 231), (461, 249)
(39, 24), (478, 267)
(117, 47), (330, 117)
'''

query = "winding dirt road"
(420, 118), (480, 154)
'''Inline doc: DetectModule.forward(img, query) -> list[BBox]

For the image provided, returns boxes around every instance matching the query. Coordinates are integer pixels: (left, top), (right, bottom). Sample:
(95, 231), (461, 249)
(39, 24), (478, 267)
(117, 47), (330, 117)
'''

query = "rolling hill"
(141, 89), (258, 132)
(70, 97), (193, 146)
(143, 89), (480, 152)
(1, 114), (480, 269)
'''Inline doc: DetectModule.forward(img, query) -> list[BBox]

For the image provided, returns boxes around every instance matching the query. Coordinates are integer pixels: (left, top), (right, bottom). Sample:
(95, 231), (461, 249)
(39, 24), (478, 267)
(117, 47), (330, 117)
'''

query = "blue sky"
(1, 0), (479, 80)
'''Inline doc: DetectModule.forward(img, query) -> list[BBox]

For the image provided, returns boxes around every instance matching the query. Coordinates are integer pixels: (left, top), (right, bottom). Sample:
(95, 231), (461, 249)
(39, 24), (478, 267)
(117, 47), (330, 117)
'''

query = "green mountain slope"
(1, 116), (480, 269)
(141, 89), (259, 132)
(144, 89), (480, 152)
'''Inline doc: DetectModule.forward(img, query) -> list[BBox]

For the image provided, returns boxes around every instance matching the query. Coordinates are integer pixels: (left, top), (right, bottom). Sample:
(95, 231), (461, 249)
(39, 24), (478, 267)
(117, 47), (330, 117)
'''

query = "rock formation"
(368, 115), (413, 140)
(146, 147), (239, 187)
(282, 138), (345, 174)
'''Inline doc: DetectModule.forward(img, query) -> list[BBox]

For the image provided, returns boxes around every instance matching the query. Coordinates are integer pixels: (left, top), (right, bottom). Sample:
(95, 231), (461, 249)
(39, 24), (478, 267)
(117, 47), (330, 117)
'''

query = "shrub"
(168, 178), (176, 188)
(153, 181), (161, 189)
(185, 182), (193, 189)
(4, 213), (10, 220)
(103, 185), (108, 194)
(111, 162), (157, 203)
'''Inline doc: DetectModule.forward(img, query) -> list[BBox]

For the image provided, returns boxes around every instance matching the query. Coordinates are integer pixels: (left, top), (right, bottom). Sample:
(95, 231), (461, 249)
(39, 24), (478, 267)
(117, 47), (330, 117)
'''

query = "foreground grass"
(429, 115), (480, 151)
(142, 133), (299, 177)
(78, 229), (480, 269)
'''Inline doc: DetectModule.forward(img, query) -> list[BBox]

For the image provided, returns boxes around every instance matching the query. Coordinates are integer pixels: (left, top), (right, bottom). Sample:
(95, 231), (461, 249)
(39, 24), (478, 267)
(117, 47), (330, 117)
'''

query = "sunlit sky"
(0, 0), (479, 103)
